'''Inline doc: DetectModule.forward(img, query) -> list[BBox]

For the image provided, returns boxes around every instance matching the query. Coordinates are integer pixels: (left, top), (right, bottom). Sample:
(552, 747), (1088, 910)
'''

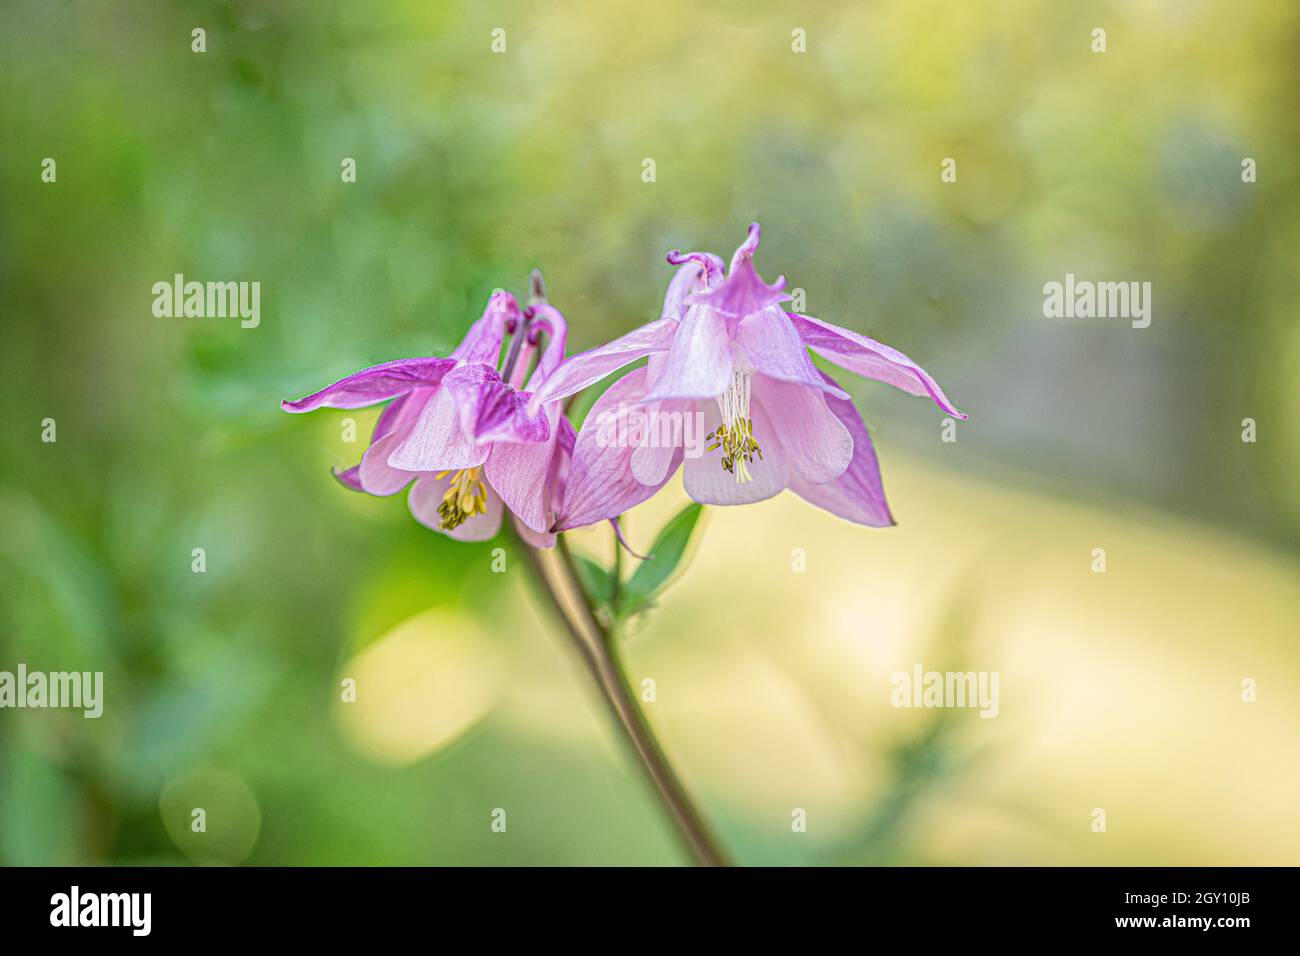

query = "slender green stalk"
(610, 524), (623, 612)
(515, 534), (604, 684)
(518, 530), (731, 866)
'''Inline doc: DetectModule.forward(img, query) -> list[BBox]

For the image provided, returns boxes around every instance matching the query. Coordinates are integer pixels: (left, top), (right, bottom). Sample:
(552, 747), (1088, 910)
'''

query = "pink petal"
(332, 464), (364, 491)
(683, 223), (789, 319)
(352, 390), (433, 495)
(787, 371), (894, 527)
(281, 357), (457, 412)
(408, 473), (504, 542)
(360, 436), (419, 494)
(443, 364), (550, 445)
(665, 249), (726, 288)
(630, 398), (696, 485)
(642, 305), (734, 402)
(328, 394), (411, 491)
(731, 222), (764, 264)
(788, 312), (967, 420)
(609, 517), (647, 558)
(371, 394), (410, 439)
(386, 383), (486, 473)
(484, 405), (561, 533)
(752, 375), (853, 483)
(688, 254), (789, 319)
(735, 306), (849, 399)
(554, 368), (683, 530)
(503, 337), (537, 390)
(643, 350), (669, 392)
(451, 291), (514, 366)
(531, 317), (679, 406)
(682, 398), (789, 505)
(512, 516), (556, 549)
(660, 259), (715, 320)
(524, 303), (568, 386)
(556, 415), (577, 457)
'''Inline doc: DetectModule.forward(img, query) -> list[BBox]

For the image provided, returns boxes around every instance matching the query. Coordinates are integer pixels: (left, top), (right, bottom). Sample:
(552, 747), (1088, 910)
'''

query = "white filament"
(716, 369), (752, 432)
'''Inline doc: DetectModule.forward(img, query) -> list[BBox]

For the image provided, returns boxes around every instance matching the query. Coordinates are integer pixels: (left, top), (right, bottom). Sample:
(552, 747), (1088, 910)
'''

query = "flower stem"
(610, 525), (623, 610)
(515, 530), (731, 866)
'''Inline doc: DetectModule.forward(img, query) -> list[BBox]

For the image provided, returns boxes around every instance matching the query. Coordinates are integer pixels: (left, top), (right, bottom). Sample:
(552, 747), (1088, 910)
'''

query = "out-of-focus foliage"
(1, 0), (1297, 865)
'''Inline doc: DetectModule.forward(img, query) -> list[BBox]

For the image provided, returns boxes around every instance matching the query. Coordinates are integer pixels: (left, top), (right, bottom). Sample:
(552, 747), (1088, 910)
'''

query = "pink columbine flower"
(282, 290), (573, 547)
(538, 223), (966, 528)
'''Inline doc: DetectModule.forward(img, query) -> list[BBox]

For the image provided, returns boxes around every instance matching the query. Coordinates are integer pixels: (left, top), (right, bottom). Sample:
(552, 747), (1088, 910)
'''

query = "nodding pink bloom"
(282, 290), (573, 547)
(538, 224), (966, 528)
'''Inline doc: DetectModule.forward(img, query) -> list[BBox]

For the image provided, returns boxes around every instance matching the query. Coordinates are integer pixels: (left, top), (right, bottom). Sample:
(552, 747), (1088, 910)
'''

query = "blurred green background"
(2, 0), (1298, 865)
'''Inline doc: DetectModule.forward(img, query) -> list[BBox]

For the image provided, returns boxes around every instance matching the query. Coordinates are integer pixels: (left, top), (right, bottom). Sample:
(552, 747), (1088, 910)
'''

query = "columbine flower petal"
(665, 248), (726, 287)
(280, 357), (457, 413)
(642, 305), (734, 402)
(787, 371), (894, 527)
(687, 250), (788, 319)
(786, 311), (968, 419)
(331, 395), (413, 492)
(523, 303), (569, 386)
(660, 258), (715, 320)
(443, 363), (551, 445)
(357, 389), (432, 495)
(734, 306), (849, 399)
(554, 368), (682, 531)
(332, 464), (364, 491)
(629, 396), (694, 486)
(532, 317), (678, 407)
(450, 291), (513, 366)
(751, 374), (853, 484)
(511, 416), (573, 547)
(386, 382), (487, 473)
(484, 404), (561, 533)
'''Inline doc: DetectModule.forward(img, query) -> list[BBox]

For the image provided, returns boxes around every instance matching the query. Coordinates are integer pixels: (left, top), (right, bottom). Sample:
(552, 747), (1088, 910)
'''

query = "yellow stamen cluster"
(709, 369), (763, 483)
(435, 467), (489, 530)
(707, 418), (763, 483)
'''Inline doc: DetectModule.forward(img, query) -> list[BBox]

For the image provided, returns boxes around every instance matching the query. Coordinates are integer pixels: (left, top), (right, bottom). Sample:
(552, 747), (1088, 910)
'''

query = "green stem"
(526, 532), (731, 867)
(610, 527), (623, 613)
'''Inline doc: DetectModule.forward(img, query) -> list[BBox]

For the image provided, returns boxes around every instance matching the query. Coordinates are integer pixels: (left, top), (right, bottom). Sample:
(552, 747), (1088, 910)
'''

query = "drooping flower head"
(282, 287), (574, 546)
(539, 223), (966, 529)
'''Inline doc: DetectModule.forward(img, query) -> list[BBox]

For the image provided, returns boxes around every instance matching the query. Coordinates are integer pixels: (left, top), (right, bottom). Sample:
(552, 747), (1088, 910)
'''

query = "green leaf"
(572, 554), (613, 612)
(619, 503), (705, 617)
